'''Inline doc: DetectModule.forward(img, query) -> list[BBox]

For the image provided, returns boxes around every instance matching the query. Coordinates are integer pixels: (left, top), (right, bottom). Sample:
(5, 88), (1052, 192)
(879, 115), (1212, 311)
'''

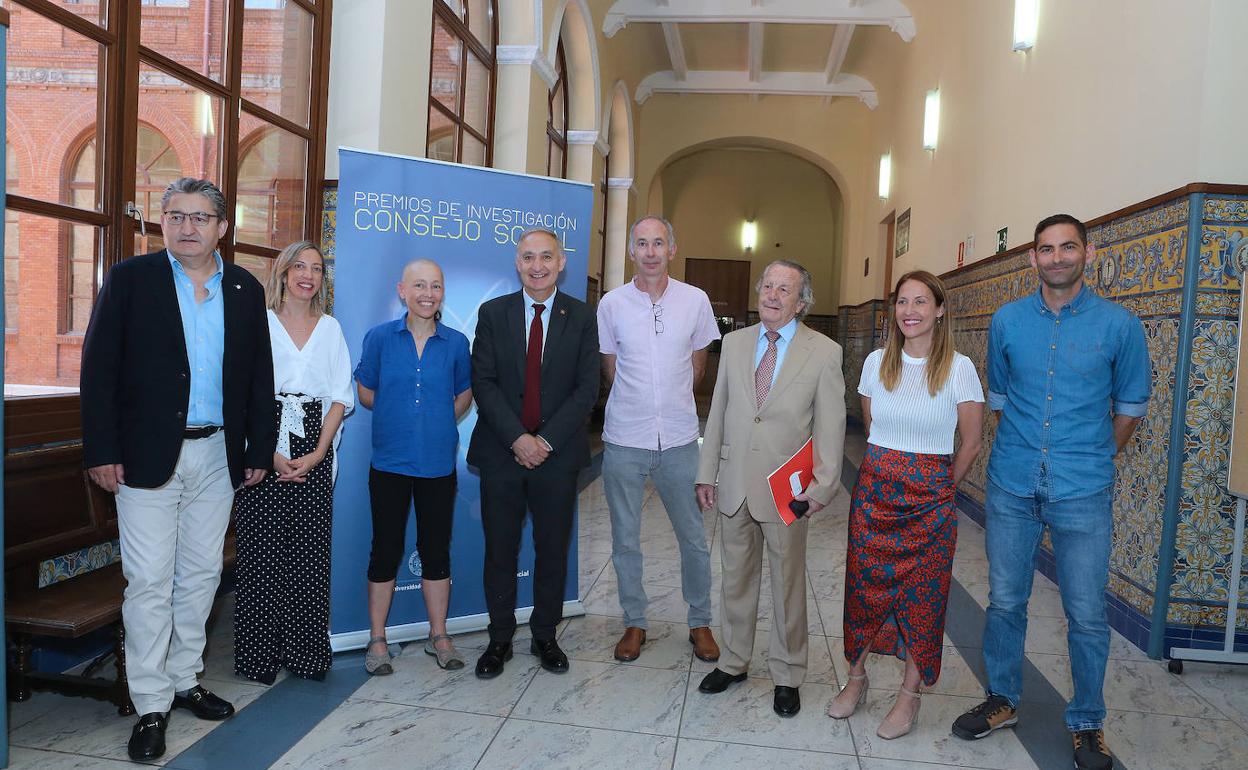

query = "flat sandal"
(424, 633), (465, 670)
(364, 635), (394, 676)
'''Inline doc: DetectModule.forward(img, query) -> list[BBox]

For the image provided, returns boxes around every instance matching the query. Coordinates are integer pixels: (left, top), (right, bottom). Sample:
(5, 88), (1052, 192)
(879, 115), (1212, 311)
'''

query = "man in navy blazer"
(468, 228), (599, 678)
(81, 178), (275, 761)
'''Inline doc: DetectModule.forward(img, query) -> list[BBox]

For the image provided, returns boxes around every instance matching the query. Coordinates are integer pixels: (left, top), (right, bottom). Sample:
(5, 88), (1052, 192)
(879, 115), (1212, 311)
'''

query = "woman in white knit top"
(826, 270), (984, 739)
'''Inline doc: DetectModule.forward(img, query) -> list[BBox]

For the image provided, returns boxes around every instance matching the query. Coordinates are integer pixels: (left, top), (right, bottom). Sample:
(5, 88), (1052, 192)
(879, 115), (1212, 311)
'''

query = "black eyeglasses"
(164, 211), (219, 226)
(652, 303), (664, 335)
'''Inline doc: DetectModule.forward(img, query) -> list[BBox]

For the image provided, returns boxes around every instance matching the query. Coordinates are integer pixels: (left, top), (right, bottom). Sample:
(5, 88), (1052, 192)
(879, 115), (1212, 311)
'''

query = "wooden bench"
(4, 425), (236, 716)
(4, 442), (134, 714)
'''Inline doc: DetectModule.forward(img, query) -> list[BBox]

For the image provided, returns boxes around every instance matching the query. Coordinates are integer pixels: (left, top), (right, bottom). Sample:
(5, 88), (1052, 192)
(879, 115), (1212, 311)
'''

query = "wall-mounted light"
(741, 220), (757, 251)
(878, 153), (891, 199)
(1013, 0), (1039, 51)
(923, 89), (940, 151)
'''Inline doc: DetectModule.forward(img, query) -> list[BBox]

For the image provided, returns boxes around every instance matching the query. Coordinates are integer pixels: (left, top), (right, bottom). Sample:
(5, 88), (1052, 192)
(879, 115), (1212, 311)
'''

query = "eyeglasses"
(163, 211), (218, 226)
(652, 303), (664, 335)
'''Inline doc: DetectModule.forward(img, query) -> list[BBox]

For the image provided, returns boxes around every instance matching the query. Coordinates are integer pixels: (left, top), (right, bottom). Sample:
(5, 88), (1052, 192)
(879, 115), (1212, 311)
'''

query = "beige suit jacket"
(697, 322), (846, 522)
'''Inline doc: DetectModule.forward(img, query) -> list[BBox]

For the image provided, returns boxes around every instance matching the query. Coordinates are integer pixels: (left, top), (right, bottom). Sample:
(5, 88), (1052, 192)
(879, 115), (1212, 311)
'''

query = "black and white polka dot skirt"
(233, 395), (334, 681)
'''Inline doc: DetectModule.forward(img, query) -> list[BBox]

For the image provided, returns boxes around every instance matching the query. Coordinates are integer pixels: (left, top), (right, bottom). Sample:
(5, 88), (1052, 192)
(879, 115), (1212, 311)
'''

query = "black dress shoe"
(698, 668), (748, 693)
(475, 641), (513, 679)
(773, 685), (801, 717)
(530, 638), (569, 673)
(172, 685), (235, 720)
(127, 712), (168, 761)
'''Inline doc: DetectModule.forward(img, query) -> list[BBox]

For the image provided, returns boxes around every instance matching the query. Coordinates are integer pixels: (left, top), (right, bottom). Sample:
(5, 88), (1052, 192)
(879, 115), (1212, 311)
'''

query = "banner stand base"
(329, 600), (587, 653)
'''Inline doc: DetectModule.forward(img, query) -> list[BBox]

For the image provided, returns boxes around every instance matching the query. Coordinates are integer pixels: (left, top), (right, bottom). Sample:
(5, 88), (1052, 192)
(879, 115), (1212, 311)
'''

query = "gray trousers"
(602, 440), (713, 629)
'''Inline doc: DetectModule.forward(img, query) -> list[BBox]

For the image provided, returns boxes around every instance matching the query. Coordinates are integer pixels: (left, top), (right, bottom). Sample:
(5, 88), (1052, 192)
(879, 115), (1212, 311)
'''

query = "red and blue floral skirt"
(842, 443), (957, 686)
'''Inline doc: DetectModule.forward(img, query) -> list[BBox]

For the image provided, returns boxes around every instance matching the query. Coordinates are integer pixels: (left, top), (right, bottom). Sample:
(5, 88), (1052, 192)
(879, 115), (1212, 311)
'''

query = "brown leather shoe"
(689, 627), (720, 662)
(614, 627), (646, 662)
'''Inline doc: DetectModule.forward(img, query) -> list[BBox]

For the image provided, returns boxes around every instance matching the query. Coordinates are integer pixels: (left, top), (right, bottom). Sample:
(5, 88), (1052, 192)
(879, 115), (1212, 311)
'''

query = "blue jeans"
(602, 440), (713, 630)
(982, 476), (1113, 732)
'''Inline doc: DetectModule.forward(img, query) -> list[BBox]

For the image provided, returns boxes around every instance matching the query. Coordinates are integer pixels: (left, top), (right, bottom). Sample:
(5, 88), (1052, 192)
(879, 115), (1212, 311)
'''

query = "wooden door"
(882, 211), (897, 299)
(684, 258), (752, 323)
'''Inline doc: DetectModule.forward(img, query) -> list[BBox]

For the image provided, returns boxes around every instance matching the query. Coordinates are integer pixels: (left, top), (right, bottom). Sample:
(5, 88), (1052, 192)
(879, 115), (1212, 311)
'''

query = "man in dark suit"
(468, 227), (599, 678)
(81, 178), (276, 762)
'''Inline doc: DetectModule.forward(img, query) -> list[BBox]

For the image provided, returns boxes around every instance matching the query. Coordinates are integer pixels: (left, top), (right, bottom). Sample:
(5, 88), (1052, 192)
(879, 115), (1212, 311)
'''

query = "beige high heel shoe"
(876, 687), (921, 739)
(826, 673), (869, 719)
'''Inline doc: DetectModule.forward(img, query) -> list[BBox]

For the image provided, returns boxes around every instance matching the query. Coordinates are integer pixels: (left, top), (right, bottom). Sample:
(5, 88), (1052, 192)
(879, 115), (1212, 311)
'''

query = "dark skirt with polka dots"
(233, 396), (334, 681)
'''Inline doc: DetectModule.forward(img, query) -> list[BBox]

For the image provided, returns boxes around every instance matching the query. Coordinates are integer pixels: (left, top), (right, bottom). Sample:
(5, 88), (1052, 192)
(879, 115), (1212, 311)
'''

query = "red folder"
(767, 437), (814, 526)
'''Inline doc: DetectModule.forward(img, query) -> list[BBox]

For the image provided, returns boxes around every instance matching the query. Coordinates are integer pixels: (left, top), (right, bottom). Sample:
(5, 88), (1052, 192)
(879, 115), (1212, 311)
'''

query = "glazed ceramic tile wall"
(839, 300), (885, 423)
(1168, 196), (1248, 635)
(322, 186), (338, 312)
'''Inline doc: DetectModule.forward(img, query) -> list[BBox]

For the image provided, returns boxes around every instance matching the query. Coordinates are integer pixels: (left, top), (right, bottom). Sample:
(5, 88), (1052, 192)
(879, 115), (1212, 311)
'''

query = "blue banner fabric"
(330, 149), (593, 648)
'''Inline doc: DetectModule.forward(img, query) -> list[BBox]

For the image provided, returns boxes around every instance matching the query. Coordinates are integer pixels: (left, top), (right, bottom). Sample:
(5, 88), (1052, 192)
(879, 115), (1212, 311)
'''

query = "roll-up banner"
(329, 148), (593, 649)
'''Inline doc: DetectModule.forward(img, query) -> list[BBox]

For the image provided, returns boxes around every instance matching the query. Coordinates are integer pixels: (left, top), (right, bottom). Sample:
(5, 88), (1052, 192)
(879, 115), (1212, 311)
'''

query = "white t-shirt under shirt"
(858, 348), (984, 455)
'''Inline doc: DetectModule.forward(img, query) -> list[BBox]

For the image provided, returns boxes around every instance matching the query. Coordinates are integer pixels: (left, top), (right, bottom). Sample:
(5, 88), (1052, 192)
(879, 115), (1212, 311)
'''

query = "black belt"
(183, 425), (222, 440)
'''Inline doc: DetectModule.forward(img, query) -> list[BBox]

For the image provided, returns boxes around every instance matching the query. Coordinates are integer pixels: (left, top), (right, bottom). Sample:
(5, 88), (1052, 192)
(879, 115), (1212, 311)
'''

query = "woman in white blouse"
(826, 270), (984, 739)
(233, 241), (354, 684)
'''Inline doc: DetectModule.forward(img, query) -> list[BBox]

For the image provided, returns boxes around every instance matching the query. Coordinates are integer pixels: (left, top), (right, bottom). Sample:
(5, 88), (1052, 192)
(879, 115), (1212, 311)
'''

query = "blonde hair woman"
(826, 270), (984, 738)
(233, 241), (354, 683)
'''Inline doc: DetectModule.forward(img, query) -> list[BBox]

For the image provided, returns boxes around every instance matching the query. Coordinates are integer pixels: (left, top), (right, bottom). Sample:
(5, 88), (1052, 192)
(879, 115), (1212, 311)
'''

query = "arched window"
(63, 126), (182, 332)
(427, 0), (496, 166)
(546, 39), (569, 179)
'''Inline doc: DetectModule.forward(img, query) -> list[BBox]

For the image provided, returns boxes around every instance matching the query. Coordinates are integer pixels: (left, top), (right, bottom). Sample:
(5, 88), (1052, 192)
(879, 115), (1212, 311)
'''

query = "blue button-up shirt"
(168, 251), (225, 426)
(354, 316), (472, 477)
(986, 285), (1151, 500)
(753, 318), (798, 389)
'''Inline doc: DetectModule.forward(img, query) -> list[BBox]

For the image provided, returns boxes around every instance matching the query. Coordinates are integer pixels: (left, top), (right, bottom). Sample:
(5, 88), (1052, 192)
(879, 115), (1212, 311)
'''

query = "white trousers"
(115, 432), (234, 715)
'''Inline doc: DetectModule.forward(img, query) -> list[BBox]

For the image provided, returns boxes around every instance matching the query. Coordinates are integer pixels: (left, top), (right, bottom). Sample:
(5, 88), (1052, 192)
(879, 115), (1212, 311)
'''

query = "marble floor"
(8, 437), (1248, 769)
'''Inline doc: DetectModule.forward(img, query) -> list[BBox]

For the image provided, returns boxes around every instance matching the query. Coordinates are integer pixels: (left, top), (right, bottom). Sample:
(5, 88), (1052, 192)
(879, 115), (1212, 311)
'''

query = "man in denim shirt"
(952, 214), (1150, 770)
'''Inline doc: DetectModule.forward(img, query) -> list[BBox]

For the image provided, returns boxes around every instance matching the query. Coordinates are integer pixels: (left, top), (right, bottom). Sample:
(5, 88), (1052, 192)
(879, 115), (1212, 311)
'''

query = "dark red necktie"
(521, 303), (545, 432)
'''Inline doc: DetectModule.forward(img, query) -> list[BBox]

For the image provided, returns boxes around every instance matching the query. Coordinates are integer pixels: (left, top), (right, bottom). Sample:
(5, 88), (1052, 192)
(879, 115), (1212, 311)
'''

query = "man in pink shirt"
(598, 216), (722, 664)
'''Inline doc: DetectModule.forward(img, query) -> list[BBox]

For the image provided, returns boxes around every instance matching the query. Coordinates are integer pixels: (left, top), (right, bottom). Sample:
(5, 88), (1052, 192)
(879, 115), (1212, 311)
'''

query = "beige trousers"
(717, 500), (810, 687)
(115, 432), (235, 715)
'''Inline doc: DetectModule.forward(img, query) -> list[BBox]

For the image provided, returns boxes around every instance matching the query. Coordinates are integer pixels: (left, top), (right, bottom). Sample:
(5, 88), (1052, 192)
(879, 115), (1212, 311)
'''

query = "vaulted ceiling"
(602, 0), (916, 108)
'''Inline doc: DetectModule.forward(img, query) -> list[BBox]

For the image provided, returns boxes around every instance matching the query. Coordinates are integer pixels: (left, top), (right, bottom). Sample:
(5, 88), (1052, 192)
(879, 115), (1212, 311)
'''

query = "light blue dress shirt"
(986, 285), (1151, 500)
(753, 317), (798, 389)
(168, 251), (225, 427)
(523, 287), (557, 356)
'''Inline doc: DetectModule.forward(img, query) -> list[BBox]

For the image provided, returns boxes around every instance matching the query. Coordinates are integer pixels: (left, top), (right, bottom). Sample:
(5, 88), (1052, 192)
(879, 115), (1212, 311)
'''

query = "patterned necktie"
(521, 303), (545, 432)
(755, 330), (780, 408)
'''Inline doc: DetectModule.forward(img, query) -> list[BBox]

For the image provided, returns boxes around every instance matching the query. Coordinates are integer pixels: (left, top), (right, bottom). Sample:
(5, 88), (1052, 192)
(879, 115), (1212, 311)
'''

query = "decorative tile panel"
(1205, 198), (1248, 223)
(841, 300), (885, 422)
(322, 186), (338, 313)
(38, 540), (122, 588)
(1198, 225), (1248, 290)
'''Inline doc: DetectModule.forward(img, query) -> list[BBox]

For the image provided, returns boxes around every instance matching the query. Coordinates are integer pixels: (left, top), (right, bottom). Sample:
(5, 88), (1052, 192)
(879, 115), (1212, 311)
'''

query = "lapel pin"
(560, 308), (566, 315)
(234, 284), (241, 289)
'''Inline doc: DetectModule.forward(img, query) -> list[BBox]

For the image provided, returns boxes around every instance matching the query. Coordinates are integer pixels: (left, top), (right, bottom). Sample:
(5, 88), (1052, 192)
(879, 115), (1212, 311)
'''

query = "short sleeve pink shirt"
(598, 277), (721, 450)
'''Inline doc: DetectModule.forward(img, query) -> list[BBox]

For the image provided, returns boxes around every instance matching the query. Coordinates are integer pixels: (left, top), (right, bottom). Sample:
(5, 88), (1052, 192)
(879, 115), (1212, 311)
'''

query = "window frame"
(4, 0), (334, 437)
(546, 37), (568, 179)
(426, 0), (497, 167)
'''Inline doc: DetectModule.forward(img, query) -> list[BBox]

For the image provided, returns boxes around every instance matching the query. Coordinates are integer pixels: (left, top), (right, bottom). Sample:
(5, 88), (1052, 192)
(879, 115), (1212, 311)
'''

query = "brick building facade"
(5, 0), (312, 391)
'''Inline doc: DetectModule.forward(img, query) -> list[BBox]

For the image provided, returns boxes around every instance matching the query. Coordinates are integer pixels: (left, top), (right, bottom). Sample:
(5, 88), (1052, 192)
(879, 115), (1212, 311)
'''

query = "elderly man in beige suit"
(695, 259), (845, 718)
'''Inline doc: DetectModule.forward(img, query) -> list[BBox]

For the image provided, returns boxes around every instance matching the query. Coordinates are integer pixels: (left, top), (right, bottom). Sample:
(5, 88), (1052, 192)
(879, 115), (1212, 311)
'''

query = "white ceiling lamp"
(741, 220), (757, 251)
(923, 89), (940, 151)
(1014, 0), (1039, 52)
(878, 153), (891, 200)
